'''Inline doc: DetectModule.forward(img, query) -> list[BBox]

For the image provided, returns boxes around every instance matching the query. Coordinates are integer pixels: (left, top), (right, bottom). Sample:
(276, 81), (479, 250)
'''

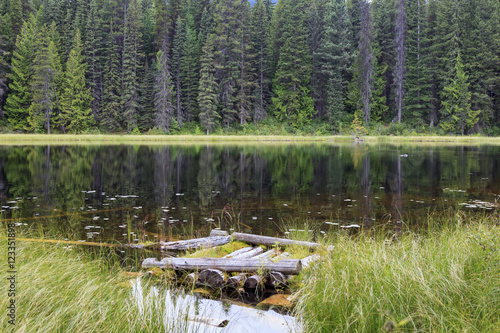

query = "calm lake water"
(1, 143), (499, 243)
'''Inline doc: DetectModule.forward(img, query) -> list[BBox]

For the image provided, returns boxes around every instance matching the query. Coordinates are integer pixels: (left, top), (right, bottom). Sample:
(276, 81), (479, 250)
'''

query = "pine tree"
(309, 0), (328, 118)
(122, 0), (144, 131)
(172, 16), (186, 126)
(28, 29), (60, 133)
(59, 29), (93, 133)
(154, 41), (175, 132)
(316, 0), (353, 126)
(272, 0), (314, 128)
(10, 0), (23, 40)
(138, 58), (155, 130)
(198, 34), (219, 135)
(440, 53), (479, 135)
(4, 15), (38, 130)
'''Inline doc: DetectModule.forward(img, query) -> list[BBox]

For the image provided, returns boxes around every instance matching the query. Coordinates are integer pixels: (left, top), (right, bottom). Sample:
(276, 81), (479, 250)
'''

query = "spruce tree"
(440, 53), (479, 135)
(28, 29), (60, 133)
(393, 0), (406, 123)
(181, 11), (200, 123)
(10, 0), (23, 41)
(236, 0), (253, 125)
(172, 17), (186, 126)
(250, 0), (271, 123)
(122, 0), (144, 131)
(198, 34), (219, 135)
(154, 41), (175, 132)
(272, 0), (314, 128)
(309, 0), (328, 119)
(4, 15), (37, 130)
(404, 0), (432, 127)
(356, 0), (374, 123)
(0, 15), (9, 117)
(316, 0), (353, 126)
(59, 29), (93, 133)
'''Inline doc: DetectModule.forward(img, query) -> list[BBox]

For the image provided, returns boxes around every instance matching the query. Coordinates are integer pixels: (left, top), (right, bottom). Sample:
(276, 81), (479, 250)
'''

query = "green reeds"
(295, 215), (500, 332)
(0, 235), (196, 332)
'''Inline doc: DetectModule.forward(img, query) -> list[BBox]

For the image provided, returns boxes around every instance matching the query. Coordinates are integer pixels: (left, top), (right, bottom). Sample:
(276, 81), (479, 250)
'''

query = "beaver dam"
(136, 229), (333, 313)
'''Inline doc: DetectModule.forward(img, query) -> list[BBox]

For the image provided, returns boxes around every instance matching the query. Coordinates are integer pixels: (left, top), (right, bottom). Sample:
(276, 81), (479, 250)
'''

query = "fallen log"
(252, 249), (278, 260)
(232, 247), (264, 259)
(264, 271), (287, 288)
(188, 315), (229, 327)
(273, 252), (290, 262)
(223, 246), (253, 258)
(142, 258), (302, 275)
(185, 272), (198, 286)
(226, 273), (247, 289)
(231, 232), (320, 248)
(198, 269), (225, 287)
(159, 236), (230, 251)
(244, 275), (264, 293)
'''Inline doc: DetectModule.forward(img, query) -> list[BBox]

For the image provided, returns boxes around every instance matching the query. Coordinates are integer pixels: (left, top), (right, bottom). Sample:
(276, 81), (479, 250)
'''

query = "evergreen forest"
(0, 0), (499, 135)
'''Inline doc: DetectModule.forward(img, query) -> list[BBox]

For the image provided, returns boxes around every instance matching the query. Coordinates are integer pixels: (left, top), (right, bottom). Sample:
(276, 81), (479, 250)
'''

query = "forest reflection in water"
(1, 143), (499, 242)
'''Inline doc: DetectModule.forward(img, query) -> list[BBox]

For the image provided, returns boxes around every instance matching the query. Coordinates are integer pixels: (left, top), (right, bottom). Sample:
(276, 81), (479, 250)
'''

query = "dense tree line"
(0, 0), (499, 135)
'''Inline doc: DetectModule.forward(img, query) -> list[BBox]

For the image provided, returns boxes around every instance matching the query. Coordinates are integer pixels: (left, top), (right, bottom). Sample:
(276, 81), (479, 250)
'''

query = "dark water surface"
(1, 143), (499, 243)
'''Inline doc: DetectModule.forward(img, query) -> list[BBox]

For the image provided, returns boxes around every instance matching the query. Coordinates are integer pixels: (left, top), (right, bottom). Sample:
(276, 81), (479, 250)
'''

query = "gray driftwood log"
(231, 247), (264, 259)
(231, 232), (320, 248)
(159, 236), (230, 251)
(142, 258), (302, 275)
(244, 275), (264, 292)
(209, 229), (229, 237)
(223, 247), (253, 258)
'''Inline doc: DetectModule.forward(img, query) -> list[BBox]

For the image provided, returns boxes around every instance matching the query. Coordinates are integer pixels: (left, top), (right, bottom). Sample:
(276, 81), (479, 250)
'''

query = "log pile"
(142, 229), (331, 292)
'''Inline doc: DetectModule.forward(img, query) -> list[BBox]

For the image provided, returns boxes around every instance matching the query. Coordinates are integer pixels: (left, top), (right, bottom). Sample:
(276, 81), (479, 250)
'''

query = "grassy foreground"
(0, 235), (193, 332)
(296, 218), (500, 332)
(1, 133), (500, 145)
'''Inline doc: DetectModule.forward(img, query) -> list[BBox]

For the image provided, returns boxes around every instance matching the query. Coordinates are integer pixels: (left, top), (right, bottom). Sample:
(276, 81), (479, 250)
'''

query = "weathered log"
(232, 247), (264, 259)
(159, 236), (230, 251)
(244, 274), (264, 292)
(223, 246), (253, 258)
(301, 254), (320, 268)
(142, 258), (302, 275)
(226, 273), (247, 289)
(231, 232), (320, 248)
(198, 269), (225, 287)
(252, 249), (278, 260)
(264, 271), (287, 288)
(210, 229), (229, 237)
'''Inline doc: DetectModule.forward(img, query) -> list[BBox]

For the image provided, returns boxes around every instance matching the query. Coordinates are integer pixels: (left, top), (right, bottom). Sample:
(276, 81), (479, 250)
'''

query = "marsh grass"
(295, 215), (500, 332)
(0, 231), (198, 332)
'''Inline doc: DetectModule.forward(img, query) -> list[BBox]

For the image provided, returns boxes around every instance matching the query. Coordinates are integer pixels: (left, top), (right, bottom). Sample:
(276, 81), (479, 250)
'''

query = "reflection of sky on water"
(132, 279), (299, 333)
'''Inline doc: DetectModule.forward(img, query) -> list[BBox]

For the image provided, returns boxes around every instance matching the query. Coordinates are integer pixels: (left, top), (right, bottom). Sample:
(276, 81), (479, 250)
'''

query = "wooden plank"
(223, 246), (253, 258)
(231, 232), (320, 248)
(232, 247), (264, 259)
(159, 236), (230, 251)
(142, 258), (302, 275)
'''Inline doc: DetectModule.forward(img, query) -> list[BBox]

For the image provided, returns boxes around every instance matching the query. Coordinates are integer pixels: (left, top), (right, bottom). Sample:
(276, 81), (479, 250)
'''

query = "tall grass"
(295, 217), (500, 332)
(0, 234), (197, 332)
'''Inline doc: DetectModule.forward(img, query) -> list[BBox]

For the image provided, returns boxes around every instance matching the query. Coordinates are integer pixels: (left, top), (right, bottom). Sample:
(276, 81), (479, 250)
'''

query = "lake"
(1, 142), (499, 243)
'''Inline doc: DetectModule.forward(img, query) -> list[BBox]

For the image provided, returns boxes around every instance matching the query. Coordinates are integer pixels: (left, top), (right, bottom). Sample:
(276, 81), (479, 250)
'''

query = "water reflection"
(1, 143), (500, 240)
